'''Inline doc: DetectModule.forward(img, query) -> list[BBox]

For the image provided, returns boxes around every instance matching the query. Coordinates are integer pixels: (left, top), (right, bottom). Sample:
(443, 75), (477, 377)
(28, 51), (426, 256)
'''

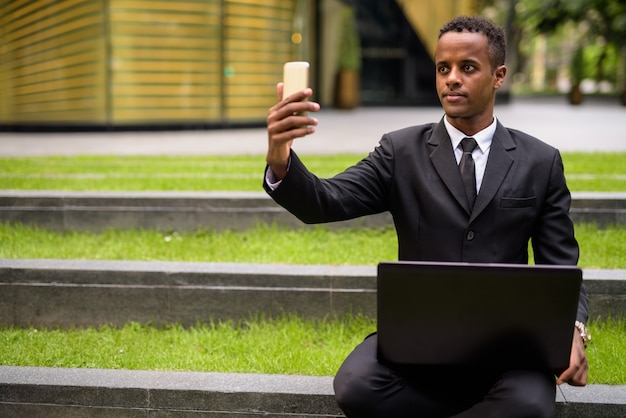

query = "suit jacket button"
(466, 231), (475, 241)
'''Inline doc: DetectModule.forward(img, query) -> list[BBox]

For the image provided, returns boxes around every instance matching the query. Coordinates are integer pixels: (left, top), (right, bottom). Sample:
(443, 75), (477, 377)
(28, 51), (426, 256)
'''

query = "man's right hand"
(266, 83), (320, 180)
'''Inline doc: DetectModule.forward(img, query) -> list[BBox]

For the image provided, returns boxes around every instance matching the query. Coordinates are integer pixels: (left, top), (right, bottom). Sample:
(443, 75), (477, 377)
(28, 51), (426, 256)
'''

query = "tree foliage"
(520, 0), (626, 87)
(523, 0), (626, 46)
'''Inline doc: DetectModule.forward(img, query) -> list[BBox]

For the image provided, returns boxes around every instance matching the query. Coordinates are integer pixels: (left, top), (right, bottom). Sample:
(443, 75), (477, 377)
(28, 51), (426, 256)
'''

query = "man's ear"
(493, 65), (507, 89)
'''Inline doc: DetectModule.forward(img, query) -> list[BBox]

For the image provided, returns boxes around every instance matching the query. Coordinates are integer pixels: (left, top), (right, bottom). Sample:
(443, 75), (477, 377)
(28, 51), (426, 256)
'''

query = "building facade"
(0, 0), (471, 129)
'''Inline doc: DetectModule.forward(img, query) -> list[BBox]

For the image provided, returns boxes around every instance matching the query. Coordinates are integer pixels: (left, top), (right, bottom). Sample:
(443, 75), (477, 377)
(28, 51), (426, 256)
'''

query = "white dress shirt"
(444, 116), (497, 193)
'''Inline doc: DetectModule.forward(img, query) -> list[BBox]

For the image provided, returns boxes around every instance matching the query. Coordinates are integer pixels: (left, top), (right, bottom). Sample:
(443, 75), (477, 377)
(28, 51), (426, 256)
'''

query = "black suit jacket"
(265, 119), (588, 322)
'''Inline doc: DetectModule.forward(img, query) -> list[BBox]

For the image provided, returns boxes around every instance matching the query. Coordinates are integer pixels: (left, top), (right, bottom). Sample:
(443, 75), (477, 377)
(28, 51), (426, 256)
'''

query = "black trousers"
(333, 334), (557, 418)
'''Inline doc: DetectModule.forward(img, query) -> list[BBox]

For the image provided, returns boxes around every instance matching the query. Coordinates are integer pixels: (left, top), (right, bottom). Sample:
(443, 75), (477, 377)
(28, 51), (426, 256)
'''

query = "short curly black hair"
(439, 16), (506, 70)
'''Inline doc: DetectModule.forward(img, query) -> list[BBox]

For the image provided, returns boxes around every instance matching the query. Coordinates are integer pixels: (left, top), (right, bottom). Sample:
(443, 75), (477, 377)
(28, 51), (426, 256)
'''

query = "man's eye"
(463, 64), (475, 72)
(438, 67), (449, 73)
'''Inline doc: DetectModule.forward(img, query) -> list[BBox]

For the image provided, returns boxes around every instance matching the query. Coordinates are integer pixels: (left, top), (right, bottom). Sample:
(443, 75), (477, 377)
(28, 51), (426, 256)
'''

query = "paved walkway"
(0, 97), (625, 156)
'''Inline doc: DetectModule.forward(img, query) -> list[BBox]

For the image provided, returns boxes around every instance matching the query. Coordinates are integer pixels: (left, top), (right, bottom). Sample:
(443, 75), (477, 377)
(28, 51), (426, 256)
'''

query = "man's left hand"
(556, 328), (588, 386)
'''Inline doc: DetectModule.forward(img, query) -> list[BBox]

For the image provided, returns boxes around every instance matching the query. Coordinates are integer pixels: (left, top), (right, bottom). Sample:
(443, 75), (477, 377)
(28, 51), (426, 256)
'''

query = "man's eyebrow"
(436, 58), (480, 66)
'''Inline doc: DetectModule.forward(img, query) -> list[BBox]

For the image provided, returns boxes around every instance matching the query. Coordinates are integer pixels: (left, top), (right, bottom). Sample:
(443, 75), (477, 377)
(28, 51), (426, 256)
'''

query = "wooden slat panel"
(111, 10), (216, 26)
(11, 50), (103, 78)
(3, 3), (104, 50)
(223, 69), (288, 86)
(4, 26), (104, 61)
(1, 0), (87, 35)
(227, 39), (292, 55)
(0, 0), (32, 18)
(12, 87), (103, 105)
(13, 74), (104, 96)
(16, 98), (105, 114)
(112, 84), (220, 97)
(222, 0), (297, 124)
(225, 15), (291, 31)
(228, 3), (293, 20)
(11, 110), (106, 122)
(112, 60), (214, 73)
(109, 22), (215, 38)
(111, 35), (219, 50)
(11, 63), (98, 88)
(109, 0), (222, 124)
(6, 15), (104, 53)
(113, 48), (219, 62)
(226, 95), (277, 107)
(225, 26), (293, 43)
(0, 0), (106, 123)
(115, 96), (217, 108)
(225, 49), (291, 64)
(227, 84), (277, 97)
(225, 107), (269, 121)
(114, 1), (214, 13)
(113, 108), (220, 122)
(1, 0), (304, 126)
(8, 37), (103, 72)
(113, 72), (219, 85)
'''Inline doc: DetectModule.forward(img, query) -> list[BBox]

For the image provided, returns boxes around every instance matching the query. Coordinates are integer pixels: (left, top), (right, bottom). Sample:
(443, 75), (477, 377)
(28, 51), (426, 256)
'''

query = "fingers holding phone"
(266, 62), (319, 179)
(281, 61), (319, 117)
(268, 62), (319, 140)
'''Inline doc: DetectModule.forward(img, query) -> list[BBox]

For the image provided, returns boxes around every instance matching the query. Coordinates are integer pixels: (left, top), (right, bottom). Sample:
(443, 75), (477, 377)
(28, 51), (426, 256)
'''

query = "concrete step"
(0, 366), (624, 417)
(0, 259), (623, 327)
(1, 191), (624, 232)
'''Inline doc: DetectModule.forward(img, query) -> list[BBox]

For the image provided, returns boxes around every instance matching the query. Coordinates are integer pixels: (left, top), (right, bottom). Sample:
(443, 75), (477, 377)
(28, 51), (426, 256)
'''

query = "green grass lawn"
(1, 152), (624, 383)
(1, 315), (623, 385)
(1, 222), (624, 269)
(1, 152), (625, 192)
(1, 221), (623, 382)
(0, 315), (372, 377)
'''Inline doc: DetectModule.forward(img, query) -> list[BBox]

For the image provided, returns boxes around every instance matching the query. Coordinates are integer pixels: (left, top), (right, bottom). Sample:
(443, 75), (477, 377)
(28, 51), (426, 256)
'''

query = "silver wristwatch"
(574, 320), (591, 345)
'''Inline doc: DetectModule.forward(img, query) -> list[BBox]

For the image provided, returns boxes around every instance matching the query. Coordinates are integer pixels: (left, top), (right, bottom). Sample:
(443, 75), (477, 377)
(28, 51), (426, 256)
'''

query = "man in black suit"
(264, 15), (589, 418)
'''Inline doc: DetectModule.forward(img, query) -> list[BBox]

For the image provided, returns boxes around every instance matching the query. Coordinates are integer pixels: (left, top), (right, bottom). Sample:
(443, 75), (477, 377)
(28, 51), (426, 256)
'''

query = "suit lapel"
(428, 119), (516, 218)
(428, 120), (471, 213)
(471, 121), (515, 221)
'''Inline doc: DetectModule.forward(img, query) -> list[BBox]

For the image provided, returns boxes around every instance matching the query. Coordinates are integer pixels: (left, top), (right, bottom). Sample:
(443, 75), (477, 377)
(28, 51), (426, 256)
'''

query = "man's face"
(435, 31), (506, 133)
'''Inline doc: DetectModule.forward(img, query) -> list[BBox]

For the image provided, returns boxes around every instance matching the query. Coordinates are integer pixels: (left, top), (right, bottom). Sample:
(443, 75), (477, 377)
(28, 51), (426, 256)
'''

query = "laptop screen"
(377, 261), (582, 374)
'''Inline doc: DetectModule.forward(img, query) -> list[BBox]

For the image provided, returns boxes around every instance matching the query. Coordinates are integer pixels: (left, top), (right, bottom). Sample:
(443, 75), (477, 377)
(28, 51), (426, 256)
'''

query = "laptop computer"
(377, 261), (582, 374)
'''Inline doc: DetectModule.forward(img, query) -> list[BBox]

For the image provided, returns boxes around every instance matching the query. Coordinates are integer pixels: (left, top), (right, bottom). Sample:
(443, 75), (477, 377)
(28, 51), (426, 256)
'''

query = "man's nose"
(446, 67), (462, 85)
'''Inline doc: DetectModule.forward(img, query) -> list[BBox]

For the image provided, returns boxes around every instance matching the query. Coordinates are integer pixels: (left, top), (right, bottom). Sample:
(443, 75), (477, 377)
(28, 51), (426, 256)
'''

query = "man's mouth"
(443, 91), (467, 102)
(443, 91), (466, 98)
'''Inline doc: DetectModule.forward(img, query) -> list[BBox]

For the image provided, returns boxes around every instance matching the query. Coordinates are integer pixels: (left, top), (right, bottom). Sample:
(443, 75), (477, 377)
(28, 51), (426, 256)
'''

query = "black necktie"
(459, 137), (478, 208)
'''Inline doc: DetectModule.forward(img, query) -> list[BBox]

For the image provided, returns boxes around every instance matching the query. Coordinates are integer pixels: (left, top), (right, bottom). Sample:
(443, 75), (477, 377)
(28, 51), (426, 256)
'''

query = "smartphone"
(283, 61), (309, 100)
